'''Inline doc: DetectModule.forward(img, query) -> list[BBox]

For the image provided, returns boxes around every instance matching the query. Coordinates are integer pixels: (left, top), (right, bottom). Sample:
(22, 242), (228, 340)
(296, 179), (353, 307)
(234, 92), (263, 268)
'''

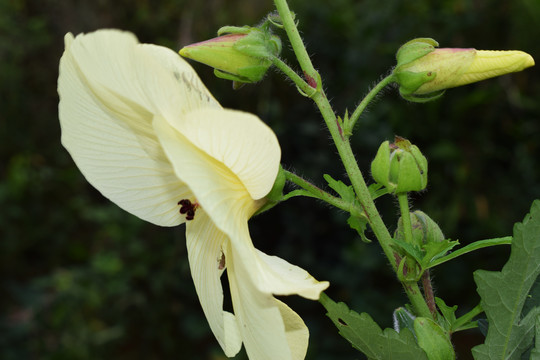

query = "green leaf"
(413, 317), (455, 360)
(523, 273), (540, 316)
(347, 215), (371, 243)
(435, 297), (478, 332)
(323, 173), (356, 203)
(425, 236), (512, 270)
(435, 297), (457, 331)
(530, 315), (540, 358)
(392, 237), (424, 264)
(368, 182), (390, 200)
(420, 239), (459, 268)
(320, 293), (428, 360)
(472, 200), (540, 360)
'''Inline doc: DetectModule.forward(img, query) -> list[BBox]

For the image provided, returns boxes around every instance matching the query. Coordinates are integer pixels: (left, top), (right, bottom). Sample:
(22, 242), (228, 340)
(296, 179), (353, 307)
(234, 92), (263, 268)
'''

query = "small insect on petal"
(178, 199), (199, 220)
(218, 252), (226, 270)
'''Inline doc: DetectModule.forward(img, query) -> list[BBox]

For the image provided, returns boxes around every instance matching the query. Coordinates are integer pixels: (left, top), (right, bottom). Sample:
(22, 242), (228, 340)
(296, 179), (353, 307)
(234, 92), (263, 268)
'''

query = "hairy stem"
(284, 169), (364, 217)
(348, 74), (395, 133)
(273, 0), (433, 319)
(398, 193), (414, 245)
(273, 0), (319, 87)
(422, 270), (437, 316)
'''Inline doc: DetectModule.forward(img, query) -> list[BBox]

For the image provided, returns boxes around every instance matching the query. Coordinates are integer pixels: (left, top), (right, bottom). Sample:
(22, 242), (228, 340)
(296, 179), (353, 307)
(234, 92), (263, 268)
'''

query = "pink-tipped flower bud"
(180, 26), (281, 86)
(393, 38), (535, 102)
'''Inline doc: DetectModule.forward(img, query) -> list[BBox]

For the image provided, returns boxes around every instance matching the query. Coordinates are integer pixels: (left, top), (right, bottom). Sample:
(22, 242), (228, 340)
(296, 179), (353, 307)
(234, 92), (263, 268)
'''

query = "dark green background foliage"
(1, 0), (539, 358)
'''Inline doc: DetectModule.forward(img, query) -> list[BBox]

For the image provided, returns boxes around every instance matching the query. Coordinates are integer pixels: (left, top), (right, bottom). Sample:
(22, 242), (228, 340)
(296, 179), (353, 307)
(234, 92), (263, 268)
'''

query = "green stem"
(273, 0), (432, 319)
(404, 281), (434, 318)
(397, 193), (414, 245)
(347, 74), (395, 133)
(453, 304), (483, 332)
(272, 57), (316, 97)
(283, 170), (364, 217)
(273, 0), (320, 88)
(421, 270), (437, 316)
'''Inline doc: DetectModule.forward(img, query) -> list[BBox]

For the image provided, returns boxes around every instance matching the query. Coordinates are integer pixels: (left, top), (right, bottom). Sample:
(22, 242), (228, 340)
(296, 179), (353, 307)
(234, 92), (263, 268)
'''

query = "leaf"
(413, 317), (455, 360)
(530, 315), (540, 358)
(472, 200), (540, 360)
(320, 293), (428, 360)
(368, 182), (389, 200)
(425, 237), (512, 270)
(323, 173), (356, 203)
(348, 215), (371, 243)
(523, 273), (540, 316)
(420, 239), (459, 268)
(435, 297), (457, 331)
(435, 297), (477, 332)
(392, 237), (424, 264)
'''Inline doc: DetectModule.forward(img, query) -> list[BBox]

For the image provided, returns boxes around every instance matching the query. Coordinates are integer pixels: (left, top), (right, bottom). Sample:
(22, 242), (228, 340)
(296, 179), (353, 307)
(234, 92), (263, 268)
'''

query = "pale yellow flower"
(58, 29), (328, 360)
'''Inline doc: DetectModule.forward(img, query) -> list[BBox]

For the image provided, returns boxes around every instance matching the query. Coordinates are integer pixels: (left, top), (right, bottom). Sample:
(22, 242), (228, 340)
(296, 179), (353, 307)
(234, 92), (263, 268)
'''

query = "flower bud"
(179, 26), (281, 85)
(393, 38), (535, 102)
(371, 136), (428, 194)
(396, 210), (445, 247)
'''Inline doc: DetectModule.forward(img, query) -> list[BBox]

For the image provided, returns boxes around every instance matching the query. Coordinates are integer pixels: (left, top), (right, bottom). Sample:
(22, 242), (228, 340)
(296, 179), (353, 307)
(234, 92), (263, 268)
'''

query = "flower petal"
(167, 108), (281, 201)
(255, 250), (329, 300)
(459, 50), (535, 86)
(65, 30), (220, 122)
(275, 299), (310, 360)
(152, 114), (256, 235)
(225, 242), (309, 360)
(153, 113), (327, 299)
(59, 32), (190, 226)
(185, 211), (242, 357)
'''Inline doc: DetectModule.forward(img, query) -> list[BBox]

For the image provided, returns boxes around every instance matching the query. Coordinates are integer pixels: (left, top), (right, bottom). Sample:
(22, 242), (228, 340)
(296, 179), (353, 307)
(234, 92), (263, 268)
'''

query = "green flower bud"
(179, 26), (281, 85)
(393, 37), (535, 102)
(396, 210), (445, 246)
(414, 317), (455, 360)
(371, 136), (428, 194)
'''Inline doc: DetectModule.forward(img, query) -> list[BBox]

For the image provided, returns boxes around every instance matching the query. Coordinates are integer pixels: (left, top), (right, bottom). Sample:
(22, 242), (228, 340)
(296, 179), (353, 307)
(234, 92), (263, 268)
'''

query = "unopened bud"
(180, 26), (281, 85)
(396, 210), (445, 247)
(371, 136), (428, 194)
(393, 38), (535, 102)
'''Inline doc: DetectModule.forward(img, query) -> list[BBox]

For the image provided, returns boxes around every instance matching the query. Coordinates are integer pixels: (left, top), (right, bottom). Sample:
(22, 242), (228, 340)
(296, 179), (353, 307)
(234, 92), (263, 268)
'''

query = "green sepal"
(371, 140), (394, 191)
(181, 24), (281, 85)
(400, 89), (446, 103)
(253, 165), (286, 215)
(396, 71), (437, 96)
(371, 137), (428, 194)
(396, 38), (439, 66)
(217, 25), (251, 36)
(393, 307), (417, 334)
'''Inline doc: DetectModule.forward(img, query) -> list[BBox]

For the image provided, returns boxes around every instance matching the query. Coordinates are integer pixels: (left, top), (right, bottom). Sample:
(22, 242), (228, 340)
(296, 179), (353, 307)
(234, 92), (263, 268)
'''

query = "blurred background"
(1, 0), (539, 358)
